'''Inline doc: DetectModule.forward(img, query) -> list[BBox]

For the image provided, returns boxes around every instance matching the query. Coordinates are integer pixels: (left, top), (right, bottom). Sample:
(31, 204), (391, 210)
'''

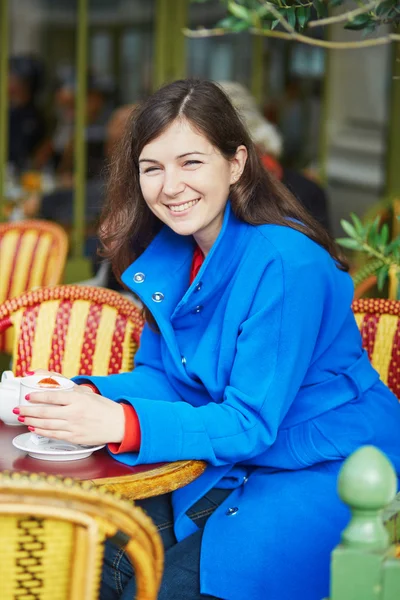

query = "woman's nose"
(162, 169), (185, 197)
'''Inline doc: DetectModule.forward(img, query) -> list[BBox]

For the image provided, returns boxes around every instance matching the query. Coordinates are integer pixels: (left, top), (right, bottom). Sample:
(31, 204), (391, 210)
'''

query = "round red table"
(0, 422), (206, 499)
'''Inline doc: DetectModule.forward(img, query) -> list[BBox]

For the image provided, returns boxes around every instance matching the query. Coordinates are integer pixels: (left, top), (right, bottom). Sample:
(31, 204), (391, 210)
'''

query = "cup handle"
(1, 370), (15, 383)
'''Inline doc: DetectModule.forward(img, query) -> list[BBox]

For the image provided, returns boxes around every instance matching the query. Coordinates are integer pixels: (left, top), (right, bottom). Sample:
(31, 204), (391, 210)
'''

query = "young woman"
(18, 79), (400, 600)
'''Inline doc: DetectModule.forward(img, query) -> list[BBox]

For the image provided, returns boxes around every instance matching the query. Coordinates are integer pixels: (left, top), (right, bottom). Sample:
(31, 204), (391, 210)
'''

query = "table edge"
(87, 459), (207, 500)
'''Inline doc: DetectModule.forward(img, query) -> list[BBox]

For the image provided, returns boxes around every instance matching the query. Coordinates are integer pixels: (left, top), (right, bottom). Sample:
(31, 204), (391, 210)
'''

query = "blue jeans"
(101, 488), (232, 600)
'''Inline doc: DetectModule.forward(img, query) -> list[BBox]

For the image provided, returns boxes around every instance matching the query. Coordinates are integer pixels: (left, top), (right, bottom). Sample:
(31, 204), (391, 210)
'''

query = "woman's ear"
(230, 145), (248, 184)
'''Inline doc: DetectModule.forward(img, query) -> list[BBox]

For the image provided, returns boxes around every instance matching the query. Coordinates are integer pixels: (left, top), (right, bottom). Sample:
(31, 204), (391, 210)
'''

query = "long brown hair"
(100, 79), (347, 287)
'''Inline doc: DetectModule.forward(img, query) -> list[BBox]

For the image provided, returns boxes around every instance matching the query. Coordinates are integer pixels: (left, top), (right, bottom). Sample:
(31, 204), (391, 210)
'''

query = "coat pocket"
(287, 400), (375, 468)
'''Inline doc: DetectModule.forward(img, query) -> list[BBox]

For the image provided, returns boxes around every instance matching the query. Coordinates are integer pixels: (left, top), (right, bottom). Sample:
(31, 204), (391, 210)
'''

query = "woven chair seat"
(0, 470), (163, 599)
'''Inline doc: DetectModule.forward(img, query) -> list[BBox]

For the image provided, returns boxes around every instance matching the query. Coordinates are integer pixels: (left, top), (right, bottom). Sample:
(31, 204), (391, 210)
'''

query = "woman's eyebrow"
(139, 151), (207, 164)
(176, 151), (207, 159)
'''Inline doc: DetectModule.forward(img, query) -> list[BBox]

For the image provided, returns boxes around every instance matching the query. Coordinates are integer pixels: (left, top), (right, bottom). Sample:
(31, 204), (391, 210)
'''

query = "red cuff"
(80, 383), (99, 394)
(108, 403), (141, 454)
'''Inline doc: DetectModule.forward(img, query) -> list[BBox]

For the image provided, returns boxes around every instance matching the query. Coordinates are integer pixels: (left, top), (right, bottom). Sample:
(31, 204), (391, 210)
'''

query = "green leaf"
(375, 0), (395, 17)
(340, 219), (358, 238)
(271, 18), (280, 30)
(228, 1), (251, 22)
(297, 6), (310, 30)
(344, 14), (372, 31)
(367, 216), (381, 246)
(349, 212), (365, 236)
(216, 15), (240, 29)
(313, 0), (328, 19)
(386, 237), (400, 254)
(362, 22), (378, 37)
(336, 238), (362, 250)
(257, 4), (275, 20)
(329, 0), (345, 6)
(379, 223), (389, 247)
(286, 6), (297, 29)
(230, 19), (251, 31)
(376, 265), (389, 291)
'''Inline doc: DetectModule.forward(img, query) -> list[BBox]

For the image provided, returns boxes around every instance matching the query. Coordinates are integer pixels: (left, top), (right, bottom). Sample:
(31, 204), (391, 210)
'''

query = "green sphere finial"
(338, 446), (397, 551)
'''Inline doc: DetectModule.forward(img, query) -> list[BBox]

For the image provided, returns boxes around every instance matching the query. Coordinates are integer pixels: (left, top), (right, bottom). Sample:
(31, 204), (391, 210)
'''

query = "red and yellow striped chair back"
(0, 286), (144, 378)
(0, 220), (68, 353)
(352, 298), (400, 400)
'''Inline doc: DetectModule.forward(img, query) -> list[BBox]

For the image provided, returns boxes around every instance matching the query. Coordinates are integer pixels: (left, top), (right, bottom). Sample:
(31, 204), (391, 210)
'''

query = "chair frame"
(0, 284), (144, 377)
(0, 470), (163, 600)
(0, 219), (69, 287)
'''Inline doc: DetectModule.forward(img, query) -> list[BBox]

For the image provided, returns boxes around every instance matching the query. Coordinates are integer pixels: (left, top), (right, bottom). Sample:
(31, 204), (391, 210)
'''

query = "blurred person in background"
(218, 81), (331, 232)
(23, 105), (135, 280)
(37, 68), (114, 180)
(8, 54), (47, 173)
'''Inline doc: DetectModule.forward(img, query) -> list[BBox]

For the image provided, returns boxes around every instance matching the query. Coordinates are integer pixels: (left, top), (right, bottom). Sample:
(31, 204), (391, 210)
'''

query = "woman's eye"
(184, 160), (202, 167)
(143, 166), (161, 174)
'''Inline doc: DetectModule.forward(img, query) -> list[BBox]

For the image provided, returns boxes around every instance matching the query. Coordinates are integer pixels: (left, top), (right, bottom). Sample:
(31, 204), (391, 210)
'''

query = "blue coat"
(77, 202), (400, 599)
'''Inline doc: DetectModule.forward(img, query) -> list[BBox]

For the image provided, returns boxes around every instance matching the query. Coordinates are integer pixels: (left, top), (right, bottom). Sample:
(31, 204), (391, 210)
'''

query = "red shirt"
(107, 245), (205, 454)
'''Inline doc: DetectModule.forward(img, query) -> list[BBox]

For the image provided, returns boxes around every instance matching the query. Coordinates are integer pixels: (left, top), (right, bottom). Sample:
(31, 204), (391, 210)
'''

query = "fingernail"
(28, 426), (35, 432)
(25, 394), (30, 400)
(17, 416), (25, 422)
(25, 370), (35, 375)
(12, 407), (20, 414)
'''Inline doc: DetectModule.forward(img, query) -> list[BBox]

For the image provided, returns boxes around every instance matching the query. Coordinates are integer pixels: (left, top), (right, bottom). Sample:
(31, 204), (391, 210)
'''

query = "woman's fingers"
(27, 427), (73, 442)
(26, 391), (73, 405)
(24, 417), (69, 432)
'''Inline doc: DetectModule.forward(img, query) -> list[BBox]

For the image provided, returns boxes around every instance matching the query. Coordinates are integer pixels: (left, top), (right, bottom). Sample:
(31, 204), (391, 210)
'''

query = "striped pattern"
(0, 285), (144, 378)
(0, 221), (68, 353)
(352, 298), (400, 400)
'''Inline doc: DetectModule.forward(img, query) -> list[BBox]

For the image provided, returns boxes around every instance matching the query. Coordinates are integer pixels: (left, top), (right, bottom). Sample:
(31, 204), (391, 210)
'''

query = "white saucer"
(12, 433), (105, 461)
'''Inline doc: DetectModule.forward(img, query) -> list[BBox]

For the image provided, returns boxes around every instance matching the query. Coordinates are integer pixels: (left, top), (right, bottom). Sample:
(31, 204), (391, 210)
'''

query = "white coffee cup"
(0, 371), (74, 428)
(19, 374), (74, 406)
(0, 383), (24, 425)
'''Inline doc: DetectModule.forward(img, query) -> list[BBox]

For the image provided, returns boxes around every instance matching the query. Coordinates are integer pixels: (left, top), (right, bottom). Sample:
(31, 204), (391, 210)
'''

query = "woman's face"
(139, 118), (247, 255)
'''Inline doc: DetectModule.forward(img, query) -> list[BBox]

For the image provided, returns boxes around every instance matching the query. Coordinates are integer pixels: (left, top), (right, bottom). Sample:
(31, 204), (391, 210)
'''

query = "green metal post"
(154, 0), (169, 90)
(318, 42), (331, 186)
(154, 0), (188, 90)
(171, 0), (188, 82)
(0, 0), (9, 221)
(74, 0), (88, 260)
(251, 34), (264, 108)
(329, 446), (398, 600)
(385, 37), (400, 201)
(384, 34), (400, 299)
(64, 0), (92, 282)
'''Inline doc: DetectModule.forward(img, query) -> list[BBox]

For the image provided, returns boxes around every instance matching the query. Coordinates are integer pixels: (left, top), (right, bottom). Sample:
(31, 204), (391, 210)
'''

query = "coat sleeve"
(73, 322), (182, 403)
(107, 254), (333, 467)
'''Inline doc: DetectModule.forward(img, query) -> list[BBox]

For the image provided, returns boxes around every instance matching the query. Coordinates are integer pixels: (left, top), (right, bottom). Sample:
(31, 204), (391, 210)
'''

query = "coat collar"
(122, 201), (251, 322)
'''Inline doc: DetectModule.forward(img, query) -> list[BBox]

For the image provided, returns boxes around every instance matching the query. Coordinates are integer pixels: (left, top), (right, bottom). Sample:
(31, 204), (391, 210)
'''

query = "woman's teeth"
(168, 199), (199, 213)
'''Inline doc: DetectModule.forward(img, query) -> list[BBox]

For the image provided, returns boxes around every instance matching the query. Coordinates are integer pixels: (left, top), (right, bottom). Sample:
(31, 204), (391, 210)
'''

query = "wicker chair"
(352, 298), (400, 400)
(0, 470), (163, 600)
(0, 220), (69, 353)
(0, 285), (144, 378)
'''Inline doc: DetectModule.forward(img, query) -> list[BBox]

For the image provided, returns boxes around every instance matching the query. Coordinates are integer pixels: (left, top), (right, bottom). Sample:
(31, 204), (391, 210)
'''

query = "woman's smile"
(166, 198), (200, 215)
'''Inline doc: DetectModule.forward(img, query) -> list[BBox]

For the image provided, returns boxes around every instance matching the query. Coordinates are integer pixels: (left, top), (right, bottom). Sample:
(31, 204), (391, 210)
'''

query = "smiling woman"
(19, 79), (400, 600)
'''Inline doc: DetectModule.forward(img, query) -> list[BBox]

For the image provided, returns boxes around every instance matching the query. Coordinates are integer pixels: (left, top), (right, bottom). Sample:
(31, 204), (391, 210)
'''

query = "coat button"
(152, 292), (164, 303)
(193, 305), (203, 314)
(195, 281), (202, 291)
(133, 272), (145, 283)
(226, 507), (239, 516)
(181, 356), (187, 366)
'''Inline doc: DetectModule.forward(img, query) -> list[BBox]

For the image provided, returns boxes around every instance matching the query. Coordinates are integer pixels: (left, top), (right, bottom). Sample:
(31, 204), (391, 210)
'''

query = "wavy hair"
(99, 79), (347, 291)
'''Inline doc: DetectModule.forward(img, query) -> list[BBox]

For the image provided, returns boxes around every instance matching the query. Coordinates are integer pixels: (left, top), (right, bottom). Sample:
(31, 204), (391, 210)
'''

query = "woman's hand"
(17, 386), (125, 446)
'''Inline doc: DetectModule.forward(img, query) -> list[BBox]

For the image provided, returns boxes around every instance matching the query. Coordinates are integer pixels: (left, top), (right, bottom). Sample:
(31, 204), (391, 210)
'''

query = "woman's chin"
(169, 221), (199, 237)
